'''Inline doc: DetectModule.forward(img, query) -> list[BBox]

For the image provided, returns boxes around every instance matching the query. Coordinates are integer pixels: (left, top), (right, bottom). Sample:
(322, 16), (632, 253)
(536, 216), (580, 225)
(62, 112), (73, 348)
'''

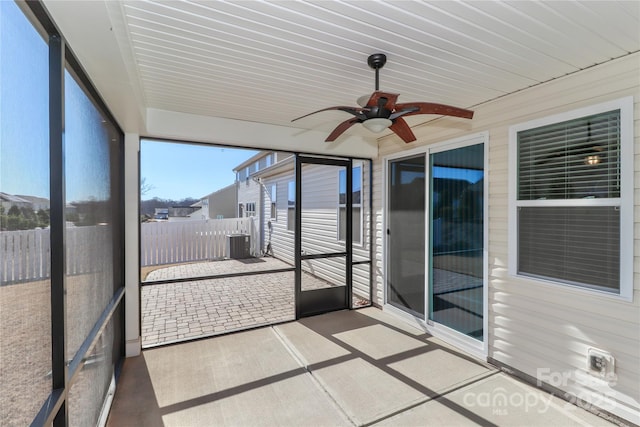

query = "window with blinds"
(515, 109), (623, 293)
(518, 110), (620, 200)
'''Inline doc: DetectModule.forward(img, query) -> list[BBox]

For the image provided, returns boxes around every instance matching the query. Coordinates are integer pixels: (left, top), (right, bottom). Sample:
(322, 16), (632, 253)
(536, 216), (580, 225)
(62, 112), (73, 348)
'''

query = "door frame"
(383, 132), (489, 358)
(295, 154), (353, 318)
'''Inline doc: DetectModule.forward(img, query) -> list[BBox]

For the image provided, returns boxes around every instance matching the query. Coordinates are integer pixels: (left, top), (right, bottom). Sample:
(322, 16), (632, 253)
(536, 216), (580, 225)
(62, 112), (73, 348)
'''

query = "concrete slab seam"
(270, 325), (358, 427)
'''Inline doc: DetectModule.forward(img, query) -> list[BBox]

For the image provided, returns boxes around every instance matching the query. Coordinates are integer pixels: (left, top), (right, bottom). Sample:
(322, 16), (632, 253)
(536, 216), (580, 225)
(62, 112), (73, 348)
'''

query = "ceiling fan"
(292, 53), (474, 143)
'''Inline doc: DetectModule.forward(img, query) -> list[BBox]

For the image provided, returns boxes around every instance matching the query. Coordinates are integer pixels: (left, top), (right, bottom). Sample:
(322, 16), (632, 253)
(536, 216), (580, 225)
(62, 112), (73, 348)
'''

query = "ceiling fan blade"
(389, 118), (416, 143)
(292, 106), (365, 122)
(365, 91), (400, 110)
(389, 106), (419, 120)
(326, 118), (360, 142)
(394, 102), (474, 119)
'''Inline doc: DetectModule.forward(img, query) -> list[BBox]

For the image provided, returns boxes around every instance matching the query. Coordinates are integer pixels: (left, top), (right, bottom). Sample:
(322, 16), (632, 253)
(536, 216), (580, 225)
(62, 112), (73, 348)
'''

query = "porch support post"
(124, 133), (141, 356)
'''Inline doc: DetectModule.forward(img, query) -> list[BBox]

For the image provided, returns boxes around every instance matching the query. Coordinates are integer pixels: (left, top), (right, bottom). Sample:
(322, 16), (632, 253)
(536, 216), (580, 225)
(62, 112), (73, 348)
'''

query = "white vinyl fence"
(0, 218), (259, 285)
(1, 228), (49, 285)
(0, 225), (112, 285)
(140, 218), (259, 267)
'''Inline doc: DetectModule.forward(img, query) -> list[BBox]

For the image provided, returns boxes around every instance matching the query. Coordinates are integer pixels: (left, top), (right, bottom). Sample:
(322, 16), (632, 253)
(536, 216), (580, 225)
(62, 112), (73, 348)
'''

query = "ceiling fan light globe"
(356, 94), (371, 107)
(363, 118), (392, 133)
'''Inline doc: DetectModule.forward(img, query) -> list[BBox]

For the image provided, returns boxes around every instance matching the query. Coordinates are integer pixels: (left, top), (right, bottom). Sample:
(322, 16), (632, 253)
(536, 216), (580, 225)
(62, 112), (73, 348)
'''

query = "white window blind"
(518, 206), (620, 290)
(516, 109), (622, 293)
(518, 110), (620, 200)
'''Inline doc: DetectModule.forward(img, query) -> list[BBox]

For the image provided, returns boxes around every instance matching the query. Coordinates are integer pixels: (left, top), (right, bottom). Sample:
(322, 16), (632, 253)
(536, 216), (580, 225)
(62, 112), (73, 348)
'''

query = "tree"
(20, 206), (36, 221)
(37, 209), (50, 228)
(7, 205), (21, 217)
(140, 177), (155, 196)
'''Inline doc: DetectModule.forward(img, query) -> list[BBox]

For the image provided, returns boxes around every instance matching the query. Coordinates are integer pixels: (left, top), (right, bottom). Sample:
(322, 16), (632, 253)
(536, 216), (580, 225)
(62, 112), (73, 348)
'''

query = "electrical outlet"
(590, 354), (606, 372)
(587, 348), (615, 379)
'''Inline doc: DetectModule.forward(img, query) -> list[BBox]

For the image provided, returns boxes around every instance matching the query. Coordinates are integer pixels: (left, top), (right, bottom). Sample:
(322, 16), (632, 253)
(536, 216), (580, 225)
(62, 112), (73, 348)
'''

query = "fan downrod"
(368, 53), (386, 91)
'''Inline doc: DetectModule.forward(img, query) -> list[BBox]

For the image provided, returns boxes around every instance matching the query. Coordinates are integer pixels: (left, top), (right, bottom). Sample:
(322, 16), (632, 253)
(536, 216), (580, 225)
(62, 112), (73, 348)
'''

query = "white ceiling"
(43, 0), (639, 142)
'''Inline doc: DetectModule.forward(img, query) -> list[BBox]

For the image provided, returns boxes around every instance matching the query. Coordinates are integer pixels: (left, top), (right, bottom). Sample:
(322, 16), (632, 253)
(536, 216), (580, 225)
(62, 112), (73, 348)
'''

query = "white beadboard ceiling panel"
(45, 0), (640, 140)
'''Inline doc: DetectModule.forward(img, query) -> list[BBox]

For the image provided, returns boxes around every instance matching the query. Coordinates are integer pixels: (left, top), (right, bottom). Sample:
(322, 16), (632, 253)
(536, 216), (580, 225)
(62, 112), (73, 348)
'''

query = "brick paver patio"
(141, 257), (369, 347)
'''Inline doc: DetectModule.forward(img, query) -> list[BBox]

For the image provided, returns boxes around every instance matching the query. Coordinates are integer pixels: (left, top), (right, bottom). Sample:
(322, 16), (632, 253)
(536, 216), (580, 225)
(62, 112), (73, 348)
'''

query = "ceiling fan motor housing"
(367, 53), (387, 70)
(365, 104), (392, 119)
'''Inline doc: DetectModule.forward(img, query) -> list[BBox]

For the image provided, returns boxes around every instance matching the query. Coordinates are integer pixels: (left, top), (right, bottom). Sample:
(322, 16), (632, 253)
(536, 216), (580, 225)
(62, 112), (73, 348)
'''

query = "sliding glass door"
(386, 138), (485, 347)
(386, 155), (426, 318)
(429, 143), (485, 341)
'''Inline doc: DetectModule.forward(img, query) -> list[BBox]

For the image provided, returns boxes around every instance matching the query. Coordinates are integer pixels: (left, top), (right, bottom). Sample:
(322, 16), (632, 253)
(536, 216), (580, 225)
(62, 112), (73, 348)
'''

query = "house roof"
(42, 1), (639, 153)
(233, 151), (273, 172)
(16, 195), (50, 205)
(252, 155), (295, 179)
(198, 182), (236, 200)
(0, 192), (31, 203)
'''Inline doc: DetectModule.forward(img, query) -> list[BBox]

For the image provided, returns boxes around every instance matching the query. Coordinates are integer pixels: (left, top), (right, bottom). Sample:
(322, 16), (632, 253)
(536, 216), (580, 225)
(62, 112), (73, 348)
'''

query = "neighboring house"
(0, 192), (33, 211)
(233, 151), (288, 256)
(187, 199), (205, 220)
(168, 206), (198, 218)
(194, 183), (237, 220)
(15, 195), (50, 212)
(153, 208), (168, 220)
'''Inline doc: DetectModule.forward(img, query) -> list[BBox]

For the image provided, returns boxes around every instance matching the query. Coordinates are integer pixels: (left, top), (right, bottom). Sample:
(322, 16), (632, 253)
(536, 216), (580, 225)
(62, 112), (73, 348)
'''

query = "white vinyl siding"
(263, 178), (295, 264)
(236, 176), (262, 256)
(338, 164), (362, 244)
(375, 53), (639, 423)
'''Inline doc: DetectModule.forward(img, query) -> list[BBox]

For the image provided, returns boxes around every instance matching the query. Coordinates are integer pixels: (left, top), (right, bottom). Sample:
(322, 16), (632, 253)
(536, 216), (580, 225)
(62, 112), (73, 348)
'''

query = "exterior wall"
(263, 172), (295, 264)
(274, 151), (291, 163)
(236, 177), (261, 256)
(207, 183), (236, 219)
(374, 54), (640, 423)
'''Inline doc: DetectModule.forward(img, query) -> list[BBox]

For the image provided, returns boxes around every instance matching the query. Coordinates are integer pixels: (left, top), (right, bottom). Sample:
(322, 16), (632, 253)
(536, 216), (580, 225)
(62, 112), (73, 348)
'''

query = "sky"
(0, 0), (50, 200)
(1, 1), (112, 203)
(140, 140), (257, 200)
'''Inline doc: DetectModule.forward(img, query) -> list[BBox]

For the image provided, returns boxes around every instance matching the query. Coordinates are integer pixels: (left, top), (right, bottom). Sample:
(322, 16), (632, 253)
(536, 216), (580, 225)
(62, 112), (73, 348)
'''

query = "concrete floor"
(108, 308), (611, 427)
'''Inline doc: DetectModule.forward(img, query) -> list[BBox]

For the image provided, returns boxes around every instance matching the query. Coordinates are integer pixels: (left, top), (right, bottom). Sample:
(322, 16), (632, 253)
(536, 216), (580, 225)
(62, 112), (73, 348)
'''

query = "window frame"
(508, 97), (634, 301)
(269, 184), (277, 220)
(287, 180), (295, 232)
(337, 163), (363, 245)
(245, 202), (256, 217)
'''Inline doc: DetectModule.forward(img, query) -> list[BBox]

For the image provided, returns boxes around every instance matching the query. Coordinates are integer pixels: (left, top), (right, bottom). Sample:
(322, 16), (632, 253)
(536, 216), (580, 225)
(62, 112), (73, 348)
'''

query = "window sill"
(511, 272), (633, 303)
